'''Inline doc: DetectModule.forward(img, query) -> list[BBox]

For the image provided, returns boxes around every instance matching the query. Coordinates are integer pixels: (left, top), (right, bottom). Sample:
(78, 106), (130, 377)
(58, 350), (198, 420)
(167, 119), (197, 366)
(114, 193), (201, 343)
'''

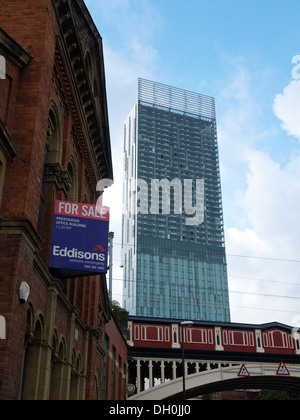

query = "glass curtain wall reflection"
(122, 78), (230, 322)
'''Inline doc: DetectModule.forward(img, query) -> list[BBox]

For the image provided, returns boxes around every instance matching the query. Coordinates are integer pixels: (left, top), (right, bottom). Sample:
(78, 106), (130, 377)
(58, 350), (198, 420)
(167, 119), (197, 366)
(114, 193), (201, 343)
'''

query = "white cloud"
(103, 51), (300, 322)
(218, 63), (300, 325)
(226, 148), (300, 325)
(243, 150), (300, 245)
(273, 80), (300, 141)
(100, 24), (160, 228)
(86, 0), (300, 322)
(86, 0), (163, 48)
(226, 149), (300, 257)
(218, 64), (268, 230)
(85, 0), (162, 304)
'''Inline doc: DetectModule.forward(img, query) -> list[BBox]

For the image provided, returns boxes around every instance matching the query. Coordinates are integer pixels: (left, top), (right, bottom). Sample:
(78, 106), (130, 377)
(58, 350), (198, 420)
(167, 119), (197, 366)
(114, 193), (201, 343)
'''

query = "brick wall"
(0, 1), (57, 226)
(105, 317), (128, 400)
(0, 0), (116, 400)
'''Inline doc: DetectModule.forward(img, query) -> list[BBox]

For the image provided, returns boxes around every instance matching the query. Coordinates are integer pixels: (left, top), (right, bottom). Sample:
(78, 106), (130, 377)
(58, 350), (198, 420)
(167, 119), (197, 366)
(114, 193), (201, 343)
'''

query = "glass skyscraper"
(122, 78), (230, 322)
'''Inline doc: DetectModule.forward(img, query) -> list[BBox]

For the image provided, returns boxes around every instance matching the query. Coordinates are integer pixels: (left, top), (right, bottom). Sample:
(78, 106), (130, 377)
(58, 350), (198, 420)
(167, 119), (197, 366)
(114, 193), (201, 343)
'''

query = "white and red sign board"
(238, 364), (250, 377)
(50, 200), (110, 275)
(53, 200), (109, 221)
(276, 361), (290, 376)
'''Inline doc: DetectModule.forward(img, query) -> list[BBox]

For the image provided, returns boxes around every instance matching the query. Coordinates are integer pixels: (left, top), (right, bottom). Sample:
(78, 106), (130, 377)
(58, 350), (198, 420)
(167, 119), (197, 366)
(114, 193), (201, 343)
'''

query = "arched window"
(49, 336), (66, 400)
(67, 155), (78, 202)
(37, 101), (62, 233)
(94, 368), (102, 400)
(21, 316), (45, 400)
(70, 351), (82, 400)
(46, 104), (62, 164)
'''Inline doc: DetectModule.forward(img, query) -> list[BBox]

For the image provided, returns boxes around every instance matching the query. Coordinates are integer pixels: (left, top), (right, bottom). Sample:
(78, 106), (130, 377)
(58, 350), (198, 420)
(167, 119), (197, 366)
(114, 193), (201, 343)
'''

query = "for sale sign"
(50, 200), (110, 275)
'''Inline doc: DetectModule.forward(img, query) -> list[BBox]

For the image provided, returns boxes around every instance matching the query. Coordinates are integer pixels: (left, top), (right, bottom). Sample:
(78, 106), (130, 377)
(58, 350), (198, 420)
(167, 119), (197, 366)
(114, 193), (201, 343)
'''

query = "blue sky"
(85, 0), (300, 325)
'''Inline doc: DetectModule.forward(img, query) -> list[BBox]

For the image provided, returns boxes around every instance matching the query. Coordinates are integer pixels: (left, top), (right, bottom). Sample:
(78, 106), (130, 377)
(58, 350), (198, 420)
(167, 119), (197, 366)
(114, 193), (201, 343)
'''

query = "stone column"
(137, 360), (141, 394)
(161, 361), (165, 384)
(149, 360), (153, 389)
(172, 361), (177, 380)
(37, 286), (58, 400)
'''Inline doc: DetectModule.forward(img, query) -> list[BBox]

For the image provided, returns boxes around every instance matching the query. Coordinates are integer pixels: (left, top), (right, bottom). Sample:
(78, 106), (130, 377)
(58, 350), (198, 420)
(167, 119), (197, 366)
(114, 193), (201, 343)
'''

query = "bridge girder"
(128, 360), (300, 400)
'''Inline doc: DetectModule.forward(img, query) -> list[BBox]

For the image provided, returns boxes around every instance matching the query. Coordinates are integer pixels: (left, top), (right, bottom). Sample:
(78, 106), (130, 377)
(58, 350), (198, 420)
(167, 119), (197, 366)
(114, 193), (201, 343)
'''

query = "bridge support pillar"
(137, 360), (141, 394)
(149, 360), (153, 389)
(172, 361), (176, 380)
(161, 361), (165, 384)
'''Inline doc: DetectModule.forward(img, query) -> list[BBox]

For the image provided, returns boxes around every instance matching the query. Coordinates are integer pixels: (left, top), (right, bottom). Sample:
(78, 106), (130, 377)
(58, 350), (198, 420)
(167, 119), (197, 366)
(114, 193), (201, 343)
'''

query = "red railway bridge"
(127, 316), (300, 399)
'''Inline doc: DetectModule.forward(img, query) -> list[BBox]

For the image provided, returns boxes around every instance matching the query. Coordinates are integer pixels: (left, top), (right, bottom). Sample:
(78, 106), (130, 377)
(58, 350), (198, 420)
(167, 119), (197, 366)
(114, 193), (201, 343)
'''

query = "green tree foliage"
(110, 300), (128, 336)
(259, 390), (300, 400)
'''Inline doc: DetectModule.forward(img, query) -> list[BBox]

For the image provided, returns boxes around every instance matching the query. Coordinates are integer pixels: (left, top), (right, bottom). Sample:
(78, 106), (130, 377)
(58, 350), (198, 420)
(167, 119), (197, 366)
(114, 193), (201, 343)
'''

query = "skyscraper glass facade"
(122, 78), (230, 322)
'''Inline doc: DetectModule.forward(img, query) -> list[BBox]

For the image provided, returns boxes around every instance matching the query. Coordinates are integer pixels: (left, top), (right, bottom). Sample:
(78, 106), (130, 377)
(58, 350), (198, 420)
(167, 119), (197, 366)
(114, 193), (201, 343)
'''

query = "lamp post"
(108, 232), (114, 300)
(180, 321), (194, 400)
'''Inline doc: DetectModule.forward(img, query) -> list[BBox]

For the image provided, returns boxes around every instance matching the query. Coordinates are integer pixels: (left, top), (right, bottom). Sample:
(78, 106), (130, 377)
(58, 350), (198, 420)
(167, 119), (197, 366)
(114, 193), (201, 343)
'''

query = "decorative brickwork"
(0, 0), (116, 400)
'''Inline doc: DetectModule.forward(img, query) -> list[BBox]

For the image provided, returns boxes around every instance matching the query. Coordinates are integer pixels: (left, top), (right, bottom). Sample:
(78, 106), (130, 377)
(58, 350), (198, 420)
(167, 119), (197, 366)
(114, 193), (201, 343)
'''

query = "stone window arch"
(67, 154), (78, 202)
(21, 315), (45, 400)
(83, 193), (88, 204)
(38, 99), (63, 233)
(46, 100), (63, 164)
(94, 368), (102, 400)
(49, 333), (67, 400)
(69, 350), (82, 400)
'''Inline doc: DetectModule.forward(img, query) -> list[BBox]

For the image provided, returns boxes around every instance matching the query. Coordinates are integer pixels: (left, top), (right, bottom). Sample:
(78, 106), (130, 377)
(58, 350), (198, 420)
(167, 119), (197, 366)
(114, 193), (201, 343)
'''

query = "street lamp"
(180, 321), (194, 400)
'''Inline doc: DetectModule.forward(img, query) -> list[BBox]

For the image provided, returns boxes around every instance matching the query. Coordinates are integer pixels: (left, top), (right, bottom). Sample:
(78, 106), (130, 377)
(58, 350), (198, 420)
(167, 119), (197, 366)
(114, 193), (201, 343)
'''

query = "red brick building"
(104, 316), (128, 401)
(0, 0), (121, 400)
